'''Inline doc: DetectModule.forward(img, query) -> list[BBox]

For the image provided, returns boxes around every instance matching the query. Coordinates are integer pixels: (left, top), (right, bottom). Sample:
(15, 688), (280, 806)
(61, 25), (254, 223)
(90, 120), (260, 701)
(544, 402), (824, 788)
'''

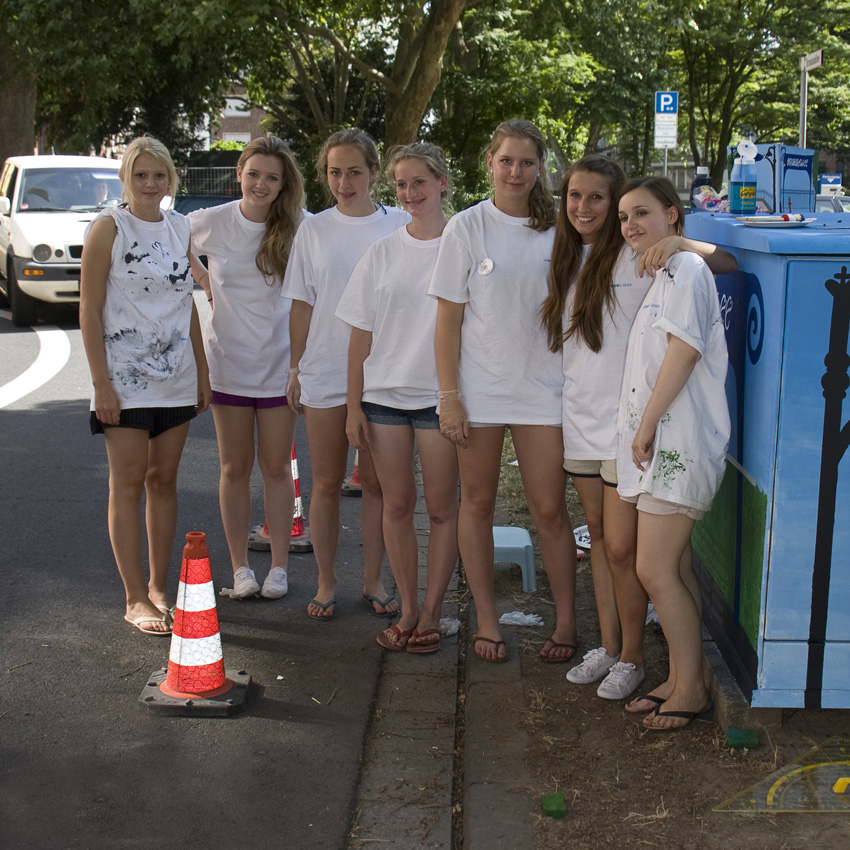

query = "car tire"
(8, 260), (39, 326)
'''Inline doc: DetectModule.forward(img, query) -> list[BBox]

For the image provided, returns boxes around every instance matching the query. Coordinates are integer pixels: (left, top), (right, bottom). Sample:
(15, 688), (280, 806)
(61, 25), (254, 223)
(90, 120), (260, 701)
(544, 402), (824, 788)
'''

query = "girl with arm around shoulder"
(616, 177), (731, 729)
(79, 136), (210, 636)
(542, 157), (735, 702)
(282, 128), (408, 620)
(431, 119), (576, 663)
(187, 136), (305, 600)
(337, 143), (459, 652)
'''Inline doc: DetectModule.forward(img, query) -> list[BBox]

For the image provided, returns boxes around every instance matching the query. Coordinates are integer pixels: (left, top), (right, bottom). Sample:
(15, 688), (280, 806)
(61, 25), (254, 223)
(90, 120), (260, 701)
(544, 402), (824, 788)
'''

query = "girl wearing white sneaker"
(542, 158), (735, 700)
(337, 143), (459, 652)
(283, 129), (409, 620)
(188, 137), (305, 600)
(616, 177), (729, 729)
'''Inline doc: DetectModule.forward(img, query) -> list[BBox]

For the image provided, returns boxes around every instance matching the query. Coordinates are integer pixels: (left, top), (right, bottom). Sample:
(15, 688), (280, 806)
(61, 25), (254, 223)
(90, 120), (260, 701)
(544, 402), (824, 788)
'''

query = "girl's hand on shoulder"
(638, 235), (682, 278)
(94, 384), (122, 426)
(345, 407), (370, 451)
(286, 369), (303, 414)
(439, 394), (469, 449)
(632, 421), (656, 471)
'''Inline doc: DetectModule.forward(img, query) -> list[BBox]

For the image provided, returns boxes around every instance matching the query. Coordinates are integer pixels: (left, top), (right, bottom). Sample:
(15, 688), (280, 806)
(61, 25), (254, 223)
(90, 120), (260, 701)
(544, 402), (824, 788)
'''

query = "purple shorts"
(211, 391), (288, 409)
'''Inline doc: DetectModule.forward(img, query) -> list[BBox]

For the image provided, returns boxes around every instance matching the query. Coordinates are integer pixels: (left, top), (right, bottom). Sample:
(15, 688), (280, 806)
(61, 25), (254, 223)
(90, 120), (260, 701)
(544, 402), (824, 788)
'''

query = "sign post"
(654, 91), (678, 176)
(799, 49), (823, 148)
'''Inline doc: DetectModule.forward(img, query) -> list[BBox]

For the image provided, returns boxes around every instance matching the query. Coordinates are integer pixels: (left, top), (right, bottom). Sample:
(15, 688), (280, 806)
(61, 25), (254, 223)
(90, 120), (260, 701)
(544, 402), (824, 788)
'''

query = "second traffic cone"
(341, 450), (362, 496)
(160, 531), (232, 699)
(289, 444), (312, 552)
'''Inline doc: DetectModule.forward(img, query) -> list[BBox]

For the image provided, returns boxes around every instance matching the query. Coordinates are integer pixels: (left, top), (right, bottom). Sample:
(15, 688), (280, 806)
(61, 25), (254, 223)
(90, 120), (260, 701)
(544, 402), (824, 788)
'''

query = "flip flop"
(407, 628), (441, 654)
(308, 597), (336, 620)
(155, 604), (176, 622)
(473, 634), (508, 663)
(539, 641), (577, 663)
(124, 613), (172, 636)
(625, 693), (666, 714)
(362, 594), (398, 617)
(376, 624), (414, 651)
(643, 702), (713, 731)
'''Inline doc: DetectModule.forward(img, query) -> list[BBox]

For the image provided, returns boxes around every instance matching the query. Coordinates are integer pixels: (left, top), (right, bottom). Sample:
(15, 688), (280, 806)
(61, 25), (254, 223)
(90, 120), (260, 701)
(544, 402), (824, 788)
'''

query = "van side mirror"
(0, 197), (10, 216)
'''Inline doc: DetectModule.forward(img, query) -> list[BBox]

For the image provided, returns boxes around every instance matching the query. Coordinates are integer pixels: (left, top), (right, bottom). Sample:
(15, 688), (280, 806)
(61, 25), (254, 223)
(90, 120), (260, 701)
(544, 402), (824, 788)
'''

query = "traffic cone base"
(140, 668), (251, 717)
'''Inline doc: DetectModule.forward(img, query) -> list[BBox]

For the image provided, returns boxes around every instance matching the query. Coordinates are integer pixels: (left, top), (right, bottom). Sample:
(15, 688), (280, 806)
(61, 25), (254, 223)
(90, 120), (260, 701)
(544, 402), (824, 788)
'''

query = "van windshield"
(18, 168), (123, 212)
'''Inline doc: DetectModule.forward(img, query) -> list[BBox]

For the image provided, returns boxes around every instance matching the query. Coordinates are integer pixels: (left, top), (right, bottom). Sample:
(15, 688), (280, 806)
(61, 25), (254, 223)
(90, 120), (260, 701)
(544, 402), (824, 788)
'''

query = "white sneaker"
(261, 567), (288, 599)
(596, 661), (645, 700)
(232, 566), (260, 598)
(566, 647), (620, 684)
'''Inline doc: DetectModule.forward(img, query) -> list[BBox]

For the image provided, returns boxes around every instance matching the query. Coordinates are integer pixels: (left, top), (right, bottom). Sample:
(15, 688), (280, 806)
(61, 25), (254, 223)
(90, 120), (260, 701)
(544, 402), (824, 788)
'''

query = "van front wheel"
(8, 262), (39, 326)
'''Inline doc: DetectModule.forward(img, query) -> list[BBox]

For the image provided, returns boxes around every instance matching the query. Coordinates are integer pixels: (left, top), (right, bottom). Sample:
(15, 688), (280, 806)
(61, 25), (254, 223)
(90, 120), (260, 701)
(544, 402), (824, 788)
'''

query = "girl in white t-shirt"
(80, 136), (210, 636)
(283, 129), (408, 620)
(188, 137), (305, 601)
(337, 143), (459, 652)
(616, 177), (730, 730)
(431, 120), (576, 663)
(541, 156), (736, 702)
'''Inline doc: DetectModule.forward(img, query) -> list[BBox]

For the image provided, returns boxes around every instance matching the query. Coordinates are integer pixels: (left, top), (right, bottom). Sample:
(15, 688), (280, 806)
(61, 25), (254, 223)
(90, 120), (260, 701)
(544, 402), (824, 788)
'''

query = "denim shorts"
(90, 405), (197, 438)
(361, 401), (440, 429)
(211, 391), (288, 409)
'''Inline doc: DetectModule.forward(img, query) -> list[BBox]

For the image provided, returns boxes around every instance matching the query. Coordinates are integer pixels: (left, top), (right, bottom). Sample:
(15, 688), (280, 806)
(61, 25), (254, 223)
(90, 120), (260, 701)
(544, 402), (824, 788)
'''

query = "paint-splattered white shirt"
(616, 251), (730, 511)
(87, 206), (196, 409)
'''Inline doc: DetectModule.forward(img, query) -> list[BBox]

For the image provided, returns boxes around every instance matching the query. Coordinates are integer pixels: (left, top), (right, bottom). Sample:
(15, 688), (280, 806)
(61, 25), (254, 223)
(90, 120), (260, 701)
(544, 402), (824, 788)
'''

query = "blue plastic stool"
(492, 526), (536, 592)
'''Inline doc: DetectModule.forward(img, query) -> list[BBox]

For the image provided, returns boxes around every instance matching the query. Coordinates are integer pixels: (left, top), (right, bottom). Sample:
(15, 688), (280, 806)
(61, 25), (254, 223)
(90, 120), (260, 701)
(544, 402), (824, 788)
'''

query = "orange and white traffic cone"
(289, 445), (313, 553)
(139, 531), (250, 716)
(341, 450), (362, 496)
(248, 446), (313, 552)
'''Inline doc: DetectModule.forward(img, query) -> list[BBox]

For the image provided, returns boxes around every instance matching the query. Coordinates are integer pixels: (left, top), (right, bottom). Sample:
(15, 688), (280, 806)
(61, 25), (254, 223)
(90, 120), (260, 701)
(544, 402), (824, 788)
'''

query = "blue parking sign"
(655, 91), (678, 114)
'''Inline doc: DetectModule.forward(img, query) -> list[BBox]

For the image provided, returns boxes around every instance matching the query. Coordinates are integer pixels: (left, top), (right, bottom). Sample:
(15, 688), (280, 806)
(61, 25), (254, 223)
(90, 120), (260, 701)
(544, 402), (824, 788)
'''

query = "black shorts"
(90, 405), (197, 438)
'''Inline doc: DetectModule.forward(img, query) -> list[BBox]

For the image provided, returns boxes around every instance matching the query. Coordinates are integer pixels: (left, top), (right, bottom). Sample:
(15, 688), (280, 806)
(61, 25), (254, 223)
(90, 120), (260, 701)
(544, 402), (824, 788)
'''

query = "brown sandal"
(473, 634), (508, 663)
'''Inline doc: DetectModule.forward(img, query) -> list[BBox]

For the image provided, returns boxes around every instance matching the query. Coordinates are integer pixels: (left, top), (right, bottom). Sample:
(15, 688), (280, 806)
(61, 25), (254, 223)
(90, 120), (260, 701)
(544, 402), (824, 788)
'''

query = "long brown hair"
(487, 120), (555, 233)
(238, 136), (305, 284)
(541, 156), (626, 353)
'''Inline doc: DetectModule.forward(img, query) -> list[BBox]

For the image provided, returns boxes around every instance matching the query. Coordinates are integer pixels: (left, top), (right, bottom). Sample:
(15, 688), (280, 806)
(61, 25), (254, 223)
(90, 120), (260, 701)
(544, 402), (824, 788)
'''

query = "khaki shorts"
(619, 492), (705, 521)
(563, 458), (618, 486)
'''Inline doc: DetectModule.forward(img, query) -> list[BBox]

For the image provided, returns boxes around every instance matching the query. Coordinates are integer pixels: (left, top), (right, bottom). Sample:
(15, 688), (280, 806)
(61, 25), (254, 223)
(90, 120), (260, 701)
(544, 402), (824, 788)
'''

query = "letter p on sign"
(656, 92), (678, 114)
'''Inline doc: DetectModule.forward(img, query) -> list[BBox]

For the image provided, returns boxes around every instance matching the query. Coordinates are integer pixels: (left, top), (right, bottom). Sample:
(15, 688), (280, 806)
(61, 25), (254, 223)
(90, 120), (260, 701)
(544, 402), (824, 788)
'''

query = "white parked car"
(0, 154), (123, 325)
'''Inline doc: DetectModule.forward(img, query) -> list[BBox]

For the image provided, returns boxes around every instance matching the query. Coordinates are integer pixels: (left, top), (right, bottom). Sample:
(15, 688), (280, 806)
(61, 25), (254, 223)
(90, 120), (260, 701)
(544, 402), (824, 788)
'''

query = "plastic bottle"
(729, 142), (758, 215)
(689, 166), (712, 210)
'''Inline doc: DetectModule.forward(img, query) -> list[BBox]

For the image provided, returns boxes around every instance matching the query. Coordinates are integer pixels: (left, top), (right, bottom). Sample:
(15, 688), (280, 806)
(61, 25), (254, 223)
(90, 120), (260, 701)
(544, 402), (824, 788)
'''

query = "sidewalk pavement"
(348, 489), (774, 850)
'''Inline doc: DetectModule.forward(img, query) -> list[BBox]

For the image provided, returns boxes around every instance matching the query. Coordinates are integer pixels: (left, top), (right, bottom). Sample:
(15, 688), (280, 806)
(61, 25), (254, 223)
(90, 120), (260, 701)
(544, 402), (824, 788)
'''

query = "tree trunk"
(384, 0), (466, 146)
(0, 38), (36, 165)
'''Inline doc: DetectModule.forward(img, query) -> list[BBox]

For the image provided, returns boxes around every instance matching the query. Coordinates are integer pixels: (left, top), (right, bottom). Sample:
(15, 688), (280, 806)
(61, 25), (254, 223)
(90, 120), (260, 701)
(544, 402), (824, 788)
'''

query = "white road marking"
(0, 310), (72, 408)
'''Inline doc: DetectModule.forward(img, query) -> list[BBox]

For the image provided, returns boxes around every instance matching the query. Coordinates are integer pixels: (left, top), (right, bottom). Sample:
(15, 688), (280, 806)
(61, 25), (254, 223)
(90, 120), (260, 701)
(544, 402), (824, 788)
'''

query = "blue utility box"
(684, 211), (850, 709)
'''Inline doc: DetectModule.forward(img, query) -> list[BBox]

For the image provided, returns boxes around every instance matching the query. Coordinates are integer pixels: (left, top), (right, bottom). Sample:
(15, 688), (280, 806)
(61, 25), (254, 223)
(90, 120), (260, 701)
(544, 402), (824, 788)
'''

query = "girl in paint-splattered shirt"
(80, 136), (210, 637)
(615, 177), (729, 730)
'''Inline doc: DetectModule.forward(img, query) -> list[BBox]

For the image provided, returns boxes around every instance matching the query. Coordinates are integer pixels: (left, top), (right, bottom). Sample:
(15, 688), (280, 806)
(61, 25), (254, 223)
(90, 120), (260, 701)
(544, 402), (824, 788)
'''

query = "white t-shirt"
(616, 251), (730, 511)
(281, 204), (409, 408)
(427, 199), (563, 425)
(336, 226), (440, 409)
(562, 245), (652, 460)
(188, 200), (297, 396)
(86, 206), (196, 410)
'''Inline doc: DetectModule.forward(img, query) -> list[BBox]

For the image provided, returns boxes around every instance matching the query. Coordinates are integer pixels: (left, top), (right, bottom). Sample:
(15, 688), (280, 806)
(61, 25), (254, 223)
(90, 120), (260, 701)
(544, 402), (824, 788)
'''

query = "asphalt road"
(0, 296), (387, 849)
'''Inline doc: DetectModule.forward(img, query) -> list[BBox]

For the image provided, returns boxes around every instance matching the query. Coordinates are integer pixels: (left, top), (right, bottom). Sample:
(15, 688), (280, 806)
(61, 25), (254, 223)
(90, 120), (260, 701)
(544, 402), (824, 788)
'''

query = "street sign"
(801, 49), (824, 71)
(654, 91), (678, 149)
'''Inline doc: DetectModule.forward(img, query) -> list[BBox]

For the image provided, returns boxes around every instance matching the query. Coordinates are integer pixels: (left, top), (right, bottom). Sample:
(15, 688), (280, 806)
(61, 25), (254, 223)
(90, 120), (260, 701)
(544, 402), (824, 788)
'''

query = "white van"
(0, 155), (122, 325)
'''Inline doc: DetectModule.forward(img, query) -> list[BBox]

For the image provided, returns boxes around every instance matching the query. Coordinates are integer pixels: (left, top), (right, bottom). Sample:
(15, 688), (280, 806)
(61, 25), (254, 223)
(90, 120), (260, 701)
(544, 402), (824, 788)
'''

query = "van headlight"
(32, 244), (53, 262)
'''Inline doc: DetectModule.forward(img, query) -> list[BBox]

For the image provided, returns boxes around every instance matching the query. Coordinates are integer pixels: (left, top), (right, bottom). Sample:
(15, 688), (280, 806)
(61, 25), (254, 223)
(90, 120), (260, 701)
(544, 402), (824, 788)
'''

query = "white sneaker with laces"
(232, 566), (260, 598)
(566, 647), (620, 684)
(261, 566), (289, 599)
(596, 661), (645, 700)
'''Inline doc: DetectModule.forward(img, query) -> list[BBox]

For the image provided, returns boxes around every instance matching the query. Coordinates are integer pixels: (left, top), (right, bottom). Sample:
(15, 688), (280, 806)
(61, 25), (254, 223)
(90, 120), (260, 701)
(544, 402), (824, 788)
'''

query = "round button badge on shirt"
(478, 258), (494, 275)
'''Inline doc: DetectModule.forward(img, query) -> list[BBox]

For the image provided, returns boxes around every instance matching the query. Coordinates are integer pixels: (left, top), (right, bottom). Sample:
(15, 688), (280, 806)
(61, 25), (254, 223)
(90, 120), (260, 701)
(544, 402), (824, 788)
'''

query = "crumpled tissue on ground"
(440, 617), (460, 636)
(498, 611), (544, 626)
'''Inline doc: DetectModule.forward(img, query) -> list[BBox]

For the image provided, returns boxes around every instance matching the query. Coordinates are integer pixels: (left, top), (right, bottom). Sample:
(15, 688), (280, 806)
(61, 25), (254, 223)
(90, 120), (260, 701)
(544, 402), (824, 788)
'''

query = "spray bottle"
(729, 141), (758, 215)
